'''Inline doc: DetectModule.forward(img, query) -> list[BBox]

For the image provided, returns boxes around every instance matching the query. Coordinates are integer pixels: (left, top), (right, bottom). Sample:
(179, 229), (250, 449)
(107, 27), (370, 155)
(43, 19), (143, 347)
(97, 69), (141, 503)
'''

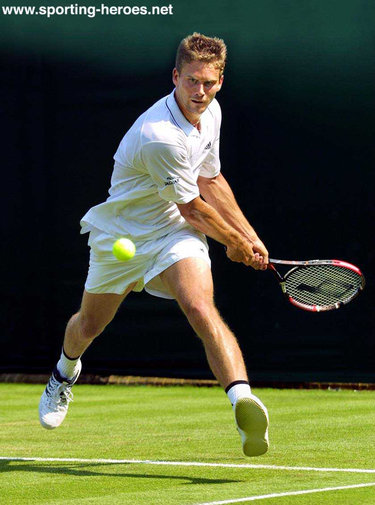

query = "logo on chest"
(164, 176), (180, 186)
(204, 141), (212, 150)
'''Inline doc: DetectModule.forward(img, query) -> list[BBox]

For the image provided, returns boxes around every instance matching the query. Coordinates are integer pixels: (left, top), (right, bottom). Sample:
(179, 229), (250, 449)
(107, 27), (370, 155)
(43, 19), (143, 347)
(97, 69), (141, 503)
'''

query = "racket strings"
(285, 265), (362, 307)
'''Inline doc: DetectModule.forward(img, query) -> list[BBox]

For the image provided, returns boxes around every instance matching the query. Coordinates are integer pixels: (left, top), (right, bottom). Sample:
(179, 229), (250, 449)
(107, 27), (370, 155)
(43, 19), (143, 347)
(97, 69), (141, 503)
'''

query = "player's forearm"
(177, 197), (246, 249)
(198, 174), (260, 243)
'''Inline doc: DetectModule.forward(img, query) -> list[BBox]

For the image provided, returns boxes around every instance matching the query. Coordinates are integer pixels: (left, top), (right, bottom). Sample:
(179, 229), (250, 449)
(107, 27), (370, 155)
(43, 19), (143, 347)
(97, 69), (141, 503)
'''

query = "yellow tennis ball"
(112, 238), (136, 261)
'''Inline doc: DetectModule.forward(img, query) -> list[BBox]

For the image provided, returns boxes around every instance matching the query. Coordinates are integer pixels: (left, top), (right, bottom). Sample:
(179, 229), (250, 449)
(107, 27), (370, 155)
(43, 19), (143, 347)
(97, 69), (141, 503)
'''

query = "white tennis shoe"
(38, 362), (82, 430)
(235, 394), (269, 457)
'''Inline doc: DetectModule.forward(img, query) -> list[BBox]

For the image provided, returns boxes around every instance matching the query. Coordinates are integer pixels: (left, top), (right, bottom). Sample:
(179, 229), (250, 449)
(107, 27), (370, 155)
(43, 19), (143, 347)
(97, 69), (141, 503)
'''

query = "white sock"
(56, 348), (81, 380)
(225, 381), (251, 410)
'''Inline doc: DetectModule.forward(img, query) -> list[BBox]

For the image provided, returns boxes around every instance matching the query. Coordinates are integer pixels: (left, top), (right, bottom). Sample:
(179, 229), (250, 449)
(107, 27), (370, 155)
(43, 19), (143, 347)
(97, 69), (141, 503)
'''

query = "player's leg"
(159, 257), (246, 387)
(39, 284), (136, 430)
(63, 286), (136, 359)
(159, 257), (269, 456)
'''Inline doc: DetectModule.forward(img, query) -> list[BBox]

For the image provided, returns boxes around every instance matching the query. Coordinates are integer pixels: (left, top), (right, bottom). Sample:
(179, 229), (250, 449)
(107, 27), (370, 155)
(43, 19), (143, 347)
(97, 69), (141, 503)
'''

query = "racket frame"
(268, 258), (365, 312)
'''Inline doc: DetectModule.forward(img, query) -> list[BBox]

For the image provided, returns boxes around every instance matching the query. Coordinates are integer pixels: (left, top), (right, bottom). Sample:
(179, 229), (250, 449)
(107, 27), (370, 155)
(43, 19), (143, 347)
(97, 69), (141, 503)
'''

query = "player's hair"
(175, 32), (227, 77)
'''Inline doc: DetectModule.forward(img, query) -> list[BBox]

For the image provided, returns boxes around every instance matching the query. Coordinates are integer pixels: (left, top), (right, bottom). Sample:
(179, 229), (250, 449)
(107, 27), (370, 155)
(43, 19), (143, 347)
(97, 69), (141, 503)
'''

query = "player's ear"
(172, 68), (179, 86)
(217, 74), (224, 91)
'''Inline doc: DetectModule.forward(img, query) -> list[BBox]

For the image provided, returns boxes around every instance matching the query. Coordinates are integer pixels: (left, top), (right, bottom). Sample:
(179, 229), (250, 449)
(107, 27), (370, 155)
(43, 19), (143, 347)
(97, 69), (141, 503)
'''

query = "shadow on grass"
(0, 460), (241, 485)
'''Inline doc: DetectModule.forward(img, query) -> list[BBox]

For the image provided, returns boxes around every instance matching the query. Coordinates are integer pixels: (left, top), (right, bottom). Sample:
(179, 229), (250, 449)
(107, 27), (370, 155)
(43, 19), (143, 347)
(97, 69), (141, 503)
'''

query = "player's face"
(172, 61), (223, 124)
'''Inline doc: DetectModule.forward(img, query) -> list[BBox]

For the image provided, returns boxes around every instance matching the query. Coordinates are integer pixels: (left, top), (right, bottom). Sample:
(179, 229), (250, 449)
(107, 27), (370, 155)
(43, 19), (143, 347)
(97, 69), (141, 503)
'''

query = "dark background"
(1, 0), (374, 382)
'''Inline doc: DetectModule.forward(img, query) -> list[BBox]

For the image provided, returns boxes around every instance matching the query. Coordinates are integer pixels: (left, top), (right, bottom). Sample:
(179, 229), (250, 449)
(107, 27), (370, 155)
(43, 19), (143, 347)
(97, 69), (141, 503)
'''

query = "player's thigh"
(79, 282), (137, 331)
(159, 257), (214, 309)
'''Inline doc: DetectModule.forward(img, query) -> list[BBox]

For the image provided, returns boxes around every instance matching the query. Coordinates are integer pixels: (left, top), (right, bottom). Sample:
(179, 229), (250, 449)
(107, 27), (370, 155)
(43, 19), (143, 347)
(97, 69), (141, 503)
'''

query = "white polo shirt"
(80, 90), (222, 241)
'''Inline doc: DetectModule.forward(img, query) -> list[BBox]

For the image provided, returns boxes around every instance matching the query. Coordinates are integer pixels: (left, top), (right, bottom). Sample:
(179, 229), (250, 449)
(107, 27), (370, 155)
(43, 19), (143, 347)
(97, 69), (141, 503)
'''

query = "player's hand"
(226, 238), (269, 270)
(225, 238), (266, 270)
(252, 239), (269, 271)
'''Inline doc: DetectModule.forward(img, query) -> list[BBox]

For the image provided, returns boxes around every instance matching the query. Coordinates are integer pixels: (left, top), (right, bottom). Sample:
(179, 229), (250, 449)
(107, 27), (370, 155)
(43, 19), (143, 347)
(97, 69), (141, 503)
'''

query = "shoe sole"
(235, 397), (269, 457)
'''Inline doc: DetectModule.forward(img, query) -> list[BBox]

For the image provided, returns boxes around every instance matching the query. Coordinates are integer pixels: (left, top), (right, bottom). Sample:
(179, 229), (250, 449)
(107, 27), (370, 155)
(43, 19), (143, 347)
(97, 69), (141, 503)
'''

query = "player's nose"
(194, 83), (205, 95)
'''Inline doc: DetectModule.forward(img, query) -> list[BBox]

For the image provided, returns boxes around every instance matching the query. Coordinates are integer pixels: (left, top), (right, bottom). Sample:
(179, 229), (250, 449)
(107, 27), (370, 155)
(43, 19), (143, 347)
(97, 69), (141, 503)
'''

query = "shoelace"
(45, 376), (74, 411)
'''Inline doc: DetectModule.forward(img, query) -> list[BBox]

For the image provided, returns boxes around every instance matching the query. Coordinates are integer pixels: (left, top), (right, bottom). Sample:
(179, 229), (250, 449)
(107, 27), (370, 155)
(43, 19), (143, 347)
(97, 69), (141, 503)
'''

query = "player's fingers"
(253, 240), (269, 265)
(259, 255), (269, 269)
(249, 254), (263, 270)
(255, 254), (269, 271)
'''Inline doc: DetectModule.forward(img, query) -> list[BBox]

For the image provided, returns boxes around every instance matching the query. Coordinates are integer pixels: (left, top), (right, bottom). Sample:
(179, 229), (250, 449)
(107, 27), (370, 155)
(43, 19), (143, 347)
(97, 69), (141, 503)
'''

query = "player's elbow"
(177, 197), (201, 221)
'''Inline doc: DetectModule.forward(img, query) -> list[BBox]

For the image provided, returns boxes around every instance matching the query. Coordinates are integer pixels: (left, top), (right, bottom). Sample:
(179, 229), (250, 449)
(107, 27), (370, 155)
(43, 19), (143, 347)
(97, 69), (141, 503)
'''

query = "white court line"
(0, 456), (375, 474)
(193, 482), (375, 505)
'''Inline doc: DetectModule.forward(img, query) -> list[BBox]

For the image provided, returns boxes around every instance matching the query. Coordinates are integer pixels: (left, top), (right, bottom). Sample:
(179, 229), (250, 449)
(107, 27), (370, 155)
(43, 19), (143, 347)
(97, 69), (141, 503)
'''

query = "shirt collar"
(165, 90), (201, 138)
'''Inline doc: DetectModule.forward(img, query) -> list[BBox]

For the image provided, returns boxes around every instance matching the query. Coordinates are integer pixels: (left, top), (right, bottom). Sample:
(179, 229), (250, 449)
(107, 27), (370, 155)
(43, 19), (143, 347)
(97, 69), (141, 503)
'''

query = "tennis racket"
(268, 259), (365, 312)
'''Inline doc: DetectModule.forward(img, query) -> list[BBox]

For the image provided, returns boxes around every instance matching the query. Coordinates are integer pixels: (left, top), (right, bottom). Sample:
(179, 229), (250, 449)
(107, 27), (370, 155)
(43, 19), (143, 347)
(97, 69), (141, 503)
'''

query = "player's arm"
(177, 196), (264, 269)
(143, 139), (265, 268)
(197, 173), (268, 266)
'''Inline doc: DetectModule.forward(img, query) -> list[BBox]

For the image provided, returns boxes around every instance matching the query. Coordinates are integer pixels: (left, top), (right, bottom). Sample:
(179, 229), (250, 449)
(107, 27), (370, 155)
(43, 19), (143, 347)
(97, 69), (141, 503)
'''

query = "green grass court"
(0, 384), (374, 504)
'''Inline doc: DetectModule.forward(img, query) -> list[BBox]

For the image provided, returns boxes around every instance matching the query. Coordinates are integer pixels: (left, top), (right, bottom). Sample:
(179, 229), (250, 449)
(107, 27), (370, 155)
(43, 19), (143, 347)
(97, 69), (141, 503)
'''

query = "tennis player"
(39, 33), (270, 457)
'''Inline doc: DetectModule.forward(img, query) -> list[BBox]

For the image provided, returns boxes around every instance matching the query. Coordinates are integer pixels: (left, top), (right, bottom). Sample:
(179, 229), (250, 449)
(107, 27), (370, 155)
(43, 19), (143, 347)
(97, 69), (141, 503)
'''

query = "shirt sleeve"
(142, 140), (200, 204)
(199, 136), (221, 178)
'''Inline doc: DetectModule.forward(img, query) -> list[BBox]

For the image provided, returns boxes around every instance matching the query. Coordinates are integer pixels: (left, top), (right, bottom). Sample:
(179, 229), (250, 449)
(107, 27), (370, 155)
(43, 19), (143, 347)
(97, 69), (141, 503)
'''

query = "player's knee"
(78, 314), (106, 341)
(184, 300), (215, 329)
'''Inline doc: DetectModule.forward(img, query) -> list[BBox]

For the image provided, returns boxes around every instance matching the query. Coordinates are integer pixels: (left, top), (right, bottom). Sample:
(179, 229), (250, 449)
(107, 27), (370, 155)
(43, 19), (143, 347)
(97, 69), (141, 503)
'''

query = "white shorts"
(84, 226), (211, 299)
